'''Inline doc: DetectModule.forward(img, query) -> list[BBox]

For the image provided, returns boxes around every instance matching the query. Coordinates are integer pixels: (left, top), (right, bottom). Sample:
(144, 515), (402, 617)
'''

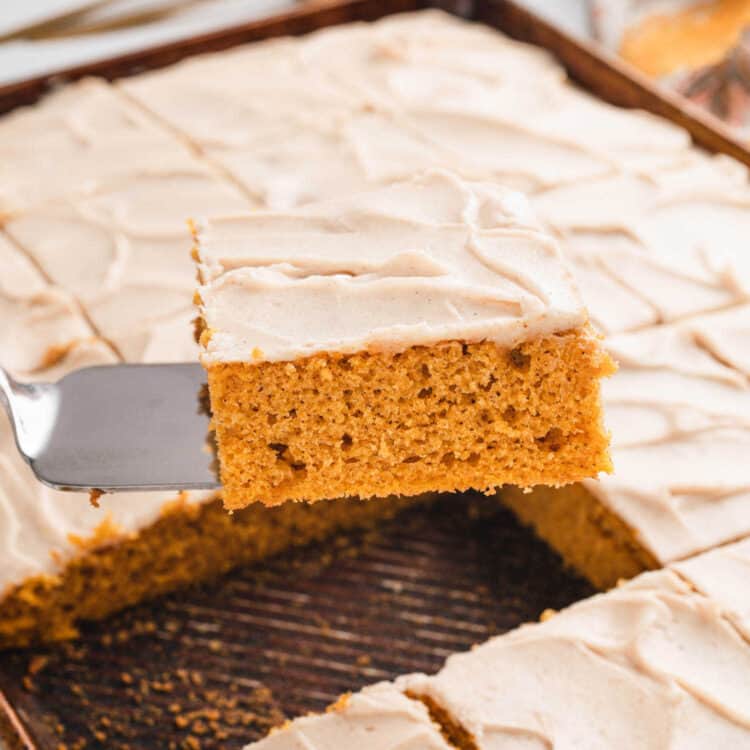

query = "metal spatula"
(0, 363), (220, 493)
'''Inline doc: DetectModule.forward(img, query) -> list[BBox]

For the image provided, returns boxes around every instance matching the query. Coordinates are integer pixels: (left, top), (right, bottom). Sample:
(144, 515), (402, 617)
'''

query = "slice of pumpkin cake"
(194, 170), (614, 509)
(246, 683), (454, 750)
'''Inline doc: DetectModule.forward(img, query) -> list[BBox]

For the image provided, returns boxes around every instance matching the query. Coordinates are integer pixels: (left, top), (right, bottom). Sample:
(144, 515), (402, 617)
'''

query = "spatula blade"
(30, 362), (220, 493)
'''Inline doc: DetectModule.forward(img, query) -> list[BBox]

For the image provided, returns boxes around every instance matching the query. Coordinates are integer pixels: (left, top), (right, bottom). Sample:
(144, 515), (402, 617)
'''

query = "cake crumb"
(540, 608), (557, 622)
(28, 654), (49, 675)
(89, 489), (104, 508)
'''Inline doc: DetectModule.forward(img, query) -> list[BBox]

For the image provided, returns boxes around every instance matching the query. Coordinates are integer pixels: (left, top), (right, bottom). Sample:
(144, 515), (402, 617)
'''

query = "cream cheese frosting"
(0, 78), (207, 218)
(399, 566), (750, 749)
(195, 170), (587, 364)
(4, 150), (251, 361)
(673, 537), (750, 642)
(243, 682), (453, 750)
(533, 157), (750, 334)
(119, 10), (750, 337)
(0, 232), (92, 374)
(586, 304), (750, 565)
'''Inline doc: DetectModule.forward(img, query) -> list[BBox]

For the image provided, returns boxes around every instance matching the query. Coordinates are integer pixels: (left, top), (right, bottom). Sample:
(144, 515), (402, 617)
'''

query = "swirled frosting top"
(3, 157), (250, 363)
(0, 232), (91, 374)
(195, 170), (587, 364)
(244, 682), (452, 750)
(674, 537), (750, 641)
(588, 303), (750, 564)
(121, 10), (750, 337)
(0, 78), (207, 218)
(400, 562), (750, 749)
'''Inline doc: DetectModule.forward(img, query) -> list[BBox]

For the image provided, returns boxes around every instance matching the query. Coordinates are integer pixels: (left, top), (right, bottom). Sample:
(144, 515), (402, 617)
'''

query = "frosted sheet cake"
(0, 79), (206, 218)
(128, 11), (750, 561)
(122, 11), (750, 336)
(1, 8), (750, 648)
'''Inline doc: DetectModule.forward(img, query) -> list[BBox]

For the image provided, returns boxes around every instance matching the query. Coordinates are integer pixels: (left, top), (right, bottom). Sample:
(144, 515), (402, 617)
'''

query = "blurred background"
(0, 0), (320, 84)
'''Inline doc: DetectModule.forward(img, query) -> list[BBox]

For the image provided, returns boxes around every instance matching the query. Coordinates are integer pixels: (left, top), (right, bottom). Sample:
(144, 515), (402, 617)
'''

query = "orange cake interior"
(203, 332), (614, 510)
(1, 489), (413, 649)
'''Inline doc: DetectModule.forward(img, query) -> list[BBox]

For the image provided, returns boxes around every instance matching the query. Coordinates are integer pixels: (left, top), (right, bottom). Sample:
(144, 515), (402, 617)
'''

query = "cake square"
(4, 154), (252, 363)
(501, 303), (750, 589)
(0, 78), (198, 217)
(399, 563), (750, 749)
(0, 232), (92, 373)
(194, 170), (614, 509)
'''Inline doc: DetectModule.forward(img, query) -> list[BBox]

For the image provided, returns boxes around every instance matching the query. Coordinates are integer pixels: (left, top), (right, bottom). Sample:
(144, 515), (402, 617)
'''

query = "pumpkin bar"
(194, 170), (614, 509)
(0, 78), (196, 218)
(0, 232), (92, 372)
(502, 303), (750, 589)
(400, 544), (750, 749)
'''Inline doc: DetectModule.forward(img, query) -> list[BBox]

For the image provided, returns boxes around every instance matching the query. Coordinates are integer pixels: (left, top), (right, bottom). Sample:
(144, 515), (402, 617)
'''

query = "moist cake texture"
(244, 539), (750, 749)
(194, 170), (614, 508)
